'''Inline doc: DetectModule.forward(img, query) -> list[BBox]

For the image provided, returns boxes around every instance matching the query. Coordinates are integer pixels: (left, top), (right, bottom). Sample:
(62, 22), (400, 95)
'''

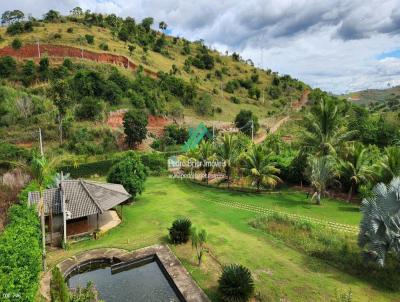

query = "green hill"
(344, 86), (400, 110)
(0, 10), (309, 151)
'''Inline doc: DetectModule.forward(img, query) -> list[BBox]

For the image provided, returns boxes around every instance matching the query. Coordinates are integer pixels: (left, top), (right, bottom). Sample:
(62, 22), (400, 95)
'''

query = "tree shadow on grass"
(338, 206), (360, 213)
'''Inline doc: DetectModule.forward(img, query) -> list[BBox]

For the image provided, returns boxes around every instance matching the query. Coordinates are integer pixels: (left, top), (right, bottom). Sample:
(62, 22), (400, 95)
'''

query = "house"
(28, 179), (131, 246)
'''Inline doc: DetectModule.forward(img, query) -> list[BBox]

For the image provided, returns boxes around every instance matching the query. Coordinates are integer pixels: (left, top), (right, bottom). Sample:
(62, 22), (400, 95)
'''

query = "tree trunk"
(347, 182), (354, 203)
(40, 194), (46, 270)
(316, 192), (321, 205)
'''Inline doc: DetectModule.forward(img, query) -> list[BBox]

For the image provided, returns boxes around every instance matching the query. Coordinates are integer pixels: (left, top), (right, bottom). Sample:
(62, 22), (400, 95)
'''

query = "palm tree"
(302, 98), (356, 155)
(339, 143), (375, 202)
(358, 177), (400, 267)
(241, 144), (281, 191)
(216, 134), (238, 188)
(306, 155), (338, 205)
(191, 227), (207, 266)
(380, 146), (400, 182)
(196, 140), (216, 184)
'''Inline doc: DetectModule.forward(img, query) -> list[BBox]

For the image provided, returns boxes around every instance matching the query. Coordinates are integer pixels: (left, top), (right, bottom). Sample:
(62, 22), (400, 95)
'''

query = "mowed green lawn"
(48, 177), (399, 301)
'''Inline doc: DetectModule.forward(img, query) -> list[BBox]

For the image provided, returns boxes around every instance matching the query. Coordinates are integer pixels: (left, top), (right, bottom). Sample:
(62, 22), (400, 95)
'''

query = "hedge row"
(0, 182), (42, 302)
(59, 152), (168, 178)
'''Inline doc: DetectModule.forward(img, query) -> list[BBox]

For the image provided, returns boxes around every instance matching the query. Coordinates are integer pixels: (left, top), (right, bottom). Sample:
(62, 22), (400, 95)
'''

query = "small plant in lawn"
(218, 264), (254, 302)
(191, 227), (207, 266)
(169, 218), (192, 244)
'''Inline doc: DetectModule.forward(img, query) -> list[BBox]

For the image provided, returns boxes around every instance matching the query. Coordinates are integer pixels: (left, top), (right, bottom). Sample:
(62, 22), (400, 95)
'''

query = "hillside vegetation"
(0, 9), (307, 131)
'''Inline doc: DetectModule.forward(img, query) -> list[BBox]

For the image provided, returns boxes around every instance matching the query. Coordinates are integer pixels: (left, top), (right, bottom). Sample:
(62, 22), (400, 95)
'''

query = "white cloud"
(1, 0), (400, 93)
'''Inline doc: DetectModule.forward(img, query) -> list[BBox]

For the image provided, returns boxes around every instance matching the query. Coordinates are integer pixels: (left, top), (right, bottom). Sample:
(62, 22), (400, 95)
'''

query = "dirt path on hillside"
(254, 90), (309, 144)
(0, 44), (158, 78)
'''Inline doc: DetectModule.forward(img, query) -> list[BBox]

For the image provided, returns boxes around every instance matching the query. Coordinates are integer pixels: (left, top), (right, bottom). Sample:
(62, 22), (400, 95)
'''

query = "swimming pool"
(67, 255), (185, 302)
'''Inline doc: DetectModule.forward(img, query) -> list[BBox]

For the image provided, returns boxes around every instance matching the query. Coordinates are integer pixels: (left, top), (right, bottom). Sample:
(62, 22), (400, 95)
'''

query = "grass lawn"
(47, 177), (399, 301)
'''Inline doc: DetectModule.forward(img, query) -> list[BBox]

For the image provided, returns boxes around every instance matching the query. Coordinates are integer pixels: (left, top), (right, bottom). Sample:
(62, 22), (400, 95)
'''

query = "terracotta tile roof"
(28, 180), (131, 220)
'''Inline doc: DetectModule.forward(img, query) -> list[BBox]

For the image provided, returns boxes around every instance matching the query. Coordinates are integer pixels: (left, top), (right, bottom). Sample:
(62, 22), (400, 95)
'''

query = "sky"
(1, 0), (400, 94)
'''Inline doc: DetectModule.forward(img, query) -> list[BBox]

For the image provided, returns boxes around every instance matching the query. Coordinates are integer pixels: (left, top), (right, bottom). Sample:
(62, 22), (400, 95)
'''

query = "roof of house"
(28, 180), (131, 220)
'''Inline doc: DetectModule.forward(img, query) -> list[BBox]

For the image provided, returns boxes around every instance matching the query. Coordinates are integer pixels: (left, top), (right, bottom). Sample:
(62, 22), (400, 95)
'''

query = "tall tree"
(159, 21), (168, 32)
(217, 134), (238, 188)
(241, 144), (281, 191)
(123, 109), (148, 148)
(196, 140), (216, 184)
(302, 97), (356, 155)
(306, 155), (338, 205)
(339, 143), (375, 202)
(70, 7), (83, 17)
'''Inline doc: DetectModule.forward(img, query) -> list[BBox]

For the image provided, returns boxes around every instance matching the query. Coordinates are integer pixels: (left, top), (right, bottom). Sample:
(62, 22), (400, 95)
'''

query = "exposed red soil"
(0, 44), (158, 78)
(292, 90), (310, 111)
(107, 110), (172, 150)
(147, 115), (172, 137)
(107, 109), (128, 129)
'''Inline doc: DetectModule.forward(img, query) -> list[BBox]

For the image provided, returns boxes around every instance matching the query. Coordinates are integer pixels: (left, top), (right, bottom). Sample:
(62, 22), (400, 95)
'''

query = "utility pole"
(37, 39), (41, 58)
(61, 172), (67, 248)
(38, 128), (44, 156)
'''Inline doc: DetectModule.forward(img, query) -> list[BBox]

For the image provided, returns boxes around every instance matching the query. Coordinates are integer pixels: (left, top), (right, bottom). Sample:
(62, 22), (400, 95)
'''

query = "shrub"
(11, 38), (22, 50)
(169, 218), (192, 244)
(194, 94), (213, 116)
(107, 152), (147, 198)
(234, 110), (259, 136)
(218, 264), (254, 302)
(6, 22), (24, 35)
(67, 27), (73, 33)
(230, 96), (240, 104)
(99, 42), (109, 51)
(85, 34), (94, 44)
(0, 56), (17, 78)
(164, 124), (188, 145)
(50, 267), (69, 302)
(75, 97), (104, 120)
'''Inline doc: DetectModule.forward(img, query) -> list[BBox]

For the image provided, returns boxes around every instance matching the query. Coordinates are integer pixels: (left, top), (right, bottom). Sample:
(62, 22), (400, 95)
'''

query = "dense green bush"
(84, 34), (94, 44)
(163, 124), (188, 145)
(218, 264), (254, 302)
(234, 110), (259, 136)
(169, 218), (192, 244)
(107, 152), (147, 198)
(0, 56), (17, 78)
(11, 38), (22, 50)
(0, 183), (42, 302)
(75, 97), (104, 120)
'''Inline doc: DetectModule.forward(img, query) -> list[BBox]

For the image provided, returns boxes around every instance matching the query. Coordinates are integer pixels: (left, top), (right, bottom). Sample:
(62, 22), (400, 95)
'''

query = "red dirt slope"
(0, 44), (158, 78)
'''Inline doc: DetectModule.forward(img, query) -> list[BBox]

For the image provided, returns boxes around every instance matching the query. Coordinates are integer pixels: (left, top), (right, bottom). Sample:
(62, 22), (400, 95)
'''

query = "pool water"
(67, 261), (181, 302)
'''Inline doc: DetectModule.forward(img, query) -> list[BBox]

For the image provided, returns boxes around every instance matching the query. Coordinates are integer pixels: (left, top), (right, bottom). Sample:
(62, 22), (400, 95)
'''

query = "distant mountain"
(344, 86), (400, 106)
